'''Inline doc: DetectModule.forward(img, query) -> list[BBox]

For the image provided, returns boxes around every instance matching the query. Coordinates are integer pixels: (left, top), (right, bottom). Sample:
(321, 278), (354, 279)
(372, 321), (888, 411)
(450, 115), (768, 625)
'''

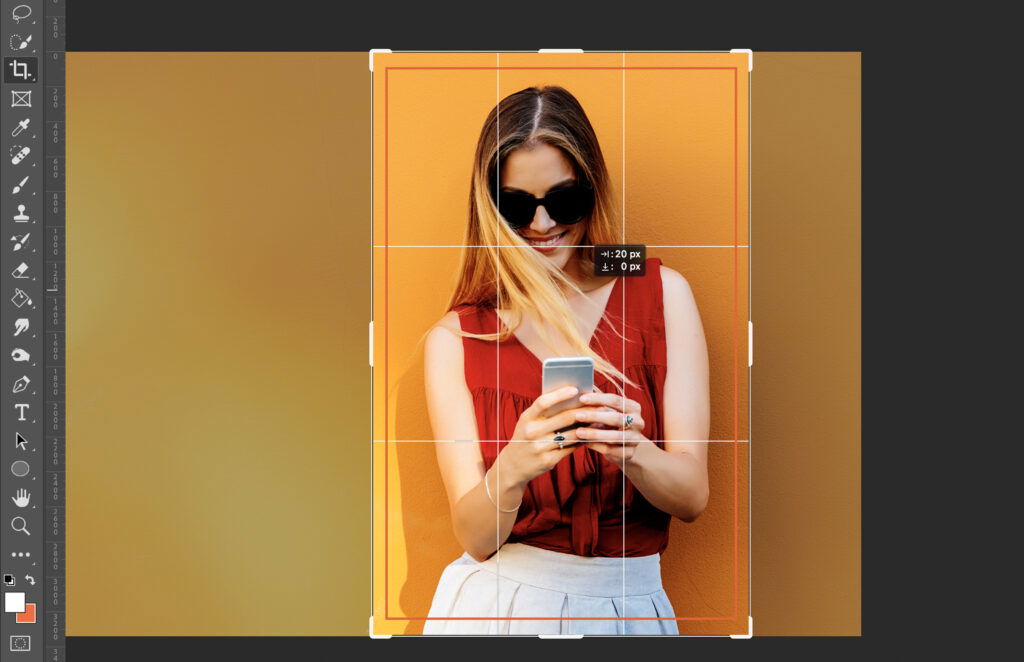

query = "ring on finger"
(623, 414), (634, 429)
(553, 433), (566, 450)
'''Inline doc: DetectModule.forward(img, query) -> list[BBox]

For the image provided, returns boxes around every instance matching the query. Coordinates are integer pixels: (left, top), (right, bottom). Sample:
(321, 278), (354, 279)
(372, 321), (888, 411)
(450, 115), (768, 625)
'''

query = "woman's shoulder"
(433, 309), (464, 331)
(424, 311), (464, 359)
(657, 263), (694, 302)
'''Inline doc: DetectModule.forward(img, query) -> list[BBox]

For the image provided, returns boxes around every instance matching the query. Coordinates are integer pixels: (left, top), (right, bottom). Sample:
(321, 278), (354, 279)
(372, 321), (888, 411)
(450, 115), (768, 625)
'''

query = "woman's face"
(499, 142), (587, 271)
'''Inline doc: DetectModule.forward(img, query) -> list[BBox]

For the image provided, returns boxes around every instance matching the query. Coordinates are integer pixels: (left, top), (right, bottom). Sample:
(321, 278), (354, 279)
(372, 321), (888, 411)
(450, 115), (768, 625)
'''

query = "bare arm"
(424, 312), (520, 561)
(425, 312), (582, 561)
(576, 266), (710, 521)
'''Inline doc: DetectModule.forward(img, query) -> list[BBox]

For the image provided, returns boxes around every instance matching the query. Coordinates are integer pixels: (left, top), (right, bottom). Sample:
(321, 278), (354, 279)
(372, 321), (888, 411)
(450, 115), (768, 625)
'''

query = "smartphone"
(541, 356), (595, 419)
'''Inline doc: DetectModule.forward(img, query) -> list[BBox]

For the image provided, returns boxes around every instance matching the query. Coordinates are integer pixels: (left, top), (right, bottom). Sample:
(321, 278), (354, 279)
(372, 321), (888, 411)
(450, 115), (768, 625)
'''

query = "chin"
(544, 248), (573, 270)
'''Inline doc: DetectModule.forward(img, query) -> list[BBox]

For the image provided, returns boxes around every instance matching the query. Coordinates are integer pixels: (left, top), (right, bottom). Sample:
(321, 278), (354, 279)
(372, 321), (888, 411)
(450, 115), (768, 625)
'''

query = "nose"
(528, 205), (558, 235)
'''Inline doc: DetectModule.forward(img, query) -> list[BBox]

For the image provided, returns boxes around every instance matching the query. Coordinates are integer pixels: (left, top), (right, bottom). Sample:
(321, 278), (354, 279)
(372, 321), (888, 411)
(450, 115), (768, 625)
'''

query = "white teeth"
(529, 233), (563, 246)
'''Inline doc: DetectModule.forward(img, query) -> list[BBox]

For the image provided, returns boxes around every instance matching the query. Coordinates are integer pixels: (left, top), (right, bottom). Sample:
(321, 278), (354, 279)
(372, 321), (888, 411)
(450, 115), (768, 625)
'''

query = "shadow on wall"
(393, 351), (463, 634)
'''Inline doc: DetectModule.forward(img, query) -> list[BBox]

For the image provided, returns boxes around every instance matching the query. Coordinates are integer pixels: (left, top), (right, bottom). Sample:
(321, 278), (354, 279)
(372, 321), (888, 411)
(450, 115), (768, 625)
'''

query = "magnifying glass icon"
(11, 517), (30, 536)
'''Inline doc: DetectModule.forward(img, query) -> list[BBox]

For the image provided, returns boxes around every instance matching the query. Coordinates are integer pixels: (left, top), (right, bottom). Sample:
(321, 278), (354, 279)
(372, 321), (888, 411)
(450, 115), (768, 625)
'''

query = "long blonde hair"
(446, 86), (631, 388)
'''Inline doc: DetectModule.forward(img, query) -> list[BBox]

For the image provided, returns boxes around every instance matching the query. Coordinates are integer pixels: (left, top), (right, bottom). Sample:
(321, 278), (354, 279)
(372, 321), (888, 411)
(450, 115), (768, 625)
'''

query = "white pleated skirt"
(422, 543), (678, 635)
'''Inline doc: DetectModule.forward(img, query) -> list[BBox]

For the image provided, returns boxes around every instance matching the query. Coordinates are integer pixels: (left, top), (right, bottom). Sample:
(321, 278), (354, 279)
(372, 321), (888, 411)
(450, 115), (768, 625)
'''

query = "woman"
(422, 86), (710, 635)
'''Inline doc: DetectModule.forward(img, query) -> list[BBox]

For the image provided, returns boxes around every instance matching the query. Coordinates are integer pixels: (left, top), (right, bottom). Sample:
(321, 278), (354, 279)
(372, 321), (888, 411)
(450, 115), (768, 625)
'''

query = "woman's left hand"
(573, 391), (647, 468)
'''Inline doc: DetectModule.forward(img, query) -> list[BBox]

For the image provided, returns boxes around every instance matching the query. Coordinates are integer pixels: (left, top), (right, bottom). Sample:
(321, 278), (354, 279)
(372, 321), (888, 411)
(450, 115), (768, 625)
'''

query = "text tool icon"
(13, 318), (29, 335)
(11, 175), (28, 194)
(10, 517), (30, 536)
(11, 233), (29, 251)
(11, 289), (31, 307)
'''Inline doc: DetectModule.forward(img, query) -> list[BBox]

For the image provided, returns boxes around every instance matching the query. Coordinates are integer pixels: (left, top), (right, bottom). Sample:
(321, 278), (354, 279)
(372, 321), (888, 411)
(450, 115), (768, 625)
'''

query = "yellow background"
(66, 53), (371, 635)
(371, 52), (750, 635)
(64, 51), (859, 637)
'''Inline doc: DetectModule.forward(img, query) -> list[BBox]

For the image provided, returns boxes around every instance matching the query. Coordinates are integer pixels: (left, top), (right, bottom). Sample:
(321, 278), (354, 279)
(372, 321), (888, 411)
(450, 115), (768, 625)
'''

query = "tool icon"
(13, 205), (29, 222)
(3, 57), (37, 83)
(12, 376), (29, 394)
(10, 145), (29, 164)
(11, 348), (29, 362)
(13, 318), (29, 335)
(11, 262), (28, 279)
(5, 591), (36, 623)
(10, 90), (30, 107)
(11, 233), (29, 251)
(12, 5), (32, 23)
(11, 118), (29, 136)
(11, 289), (31, 308)
(9, 635), (31, 652)
(10, 517), (30, 536)
(9, 34), (32, 51)
(11, 175), (28, 194)
(24, 576), (34, 586)
(10, 460), (29, 477)
(11, 489), (29, 507)
(15, 433), (27, 450)
(14, 404), (29, 421)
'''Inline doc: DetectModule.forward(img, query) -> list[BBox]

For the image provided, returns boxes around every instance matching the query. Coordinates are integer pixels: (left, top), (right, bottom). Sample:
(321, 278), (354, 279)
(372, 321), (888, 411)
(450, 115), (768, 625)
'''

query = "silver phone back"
(541, 356), (595, 417)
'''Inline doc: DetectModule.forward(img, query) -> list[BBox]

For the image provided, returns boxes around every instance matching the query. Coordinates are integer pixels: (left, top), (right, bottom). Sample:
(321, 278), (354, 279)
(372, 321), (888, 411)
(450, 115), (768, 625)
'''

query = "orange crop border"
(379, 63), (744, 628)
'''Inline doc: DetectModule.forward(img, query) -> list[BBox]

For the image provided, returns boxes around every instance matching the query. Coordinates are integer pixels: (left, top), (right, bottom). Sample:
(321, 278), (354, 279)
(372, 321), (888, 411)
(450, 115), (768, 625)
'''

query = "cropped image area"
(372, 51), (750, 636)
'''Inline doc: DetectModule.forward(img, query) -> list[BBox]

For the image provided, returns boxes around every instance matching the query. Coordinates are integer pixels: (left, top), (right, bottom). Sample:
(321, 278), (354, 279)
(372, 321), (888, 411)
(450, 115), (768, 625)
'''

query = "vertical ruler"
(1, 1), (64, 660)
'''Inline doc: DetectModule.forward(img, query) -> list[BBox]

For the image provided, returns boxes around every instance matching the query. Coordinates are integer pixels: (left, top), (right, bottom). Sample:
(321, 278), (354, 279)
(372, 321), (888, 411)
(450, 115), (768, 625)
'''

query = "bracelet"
(483, 467), (521, 513)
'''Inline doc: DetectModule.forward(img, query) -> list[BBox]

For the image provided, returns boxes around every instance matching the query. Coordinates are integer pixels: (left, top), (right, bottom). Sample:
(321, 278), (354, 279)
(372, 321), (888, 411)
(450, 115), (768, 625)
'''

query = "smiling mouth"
(521, 230), (567, 247)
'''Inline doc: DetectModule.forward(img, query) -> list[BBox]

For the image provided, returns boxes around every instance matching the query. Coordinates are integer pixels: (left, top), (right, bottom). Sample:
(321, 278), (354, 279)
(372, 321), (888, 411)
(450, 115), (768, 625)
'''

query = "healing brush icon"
(11, 145), (29, 164)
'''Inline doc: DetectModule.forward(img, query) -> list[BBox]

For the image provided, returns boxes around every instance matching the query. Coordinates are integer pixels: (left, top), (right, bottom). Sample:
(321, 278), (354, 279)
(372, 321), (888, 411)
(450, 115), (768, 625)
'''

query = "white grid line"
(372, 245), (749, 249)
(494, 51), (502, 628)
(373, 440), (748, 443)
(621, 51), (627, 628)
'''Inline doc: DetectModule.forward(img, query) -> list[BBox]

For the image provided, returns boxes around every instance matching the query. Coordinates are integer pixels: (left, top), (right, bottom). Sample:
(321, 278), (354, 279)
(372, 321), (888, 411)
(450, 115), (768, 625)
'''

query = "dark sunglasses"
(492, 182), (595, 229)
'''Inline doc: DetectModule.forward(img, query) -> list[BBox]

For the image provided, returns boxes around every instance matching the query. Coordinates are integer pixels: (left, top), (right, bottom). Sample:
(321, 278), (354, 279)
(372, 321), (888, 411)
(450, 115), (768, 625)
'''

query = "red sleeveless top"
(453, 257), (670, 557)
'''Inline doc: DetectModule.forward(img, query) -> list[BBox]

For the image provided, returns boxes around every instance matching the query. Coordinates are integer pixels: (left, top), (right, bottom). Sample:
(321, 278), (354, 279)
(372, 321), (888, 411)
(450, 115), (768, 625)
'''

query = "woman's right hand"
(498, 386), (588, 488)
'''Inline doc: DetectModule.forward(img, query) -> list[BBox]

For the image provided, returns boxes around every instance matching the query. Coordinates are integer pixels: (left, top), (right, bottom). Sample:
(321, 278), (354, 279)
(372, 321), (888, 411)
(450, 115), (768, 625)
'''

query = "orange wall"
(372, 52), (749, 635)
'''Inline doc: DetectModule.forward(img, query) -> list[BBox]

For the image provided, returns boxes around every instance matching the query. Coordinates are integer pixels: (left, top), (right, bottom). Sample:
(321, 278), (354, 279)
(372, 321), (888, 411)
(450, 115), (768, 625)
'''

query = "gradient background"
(65, 52), (858, 636)
(370, 52), (749, 636)
(65, 53), (371, 635)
